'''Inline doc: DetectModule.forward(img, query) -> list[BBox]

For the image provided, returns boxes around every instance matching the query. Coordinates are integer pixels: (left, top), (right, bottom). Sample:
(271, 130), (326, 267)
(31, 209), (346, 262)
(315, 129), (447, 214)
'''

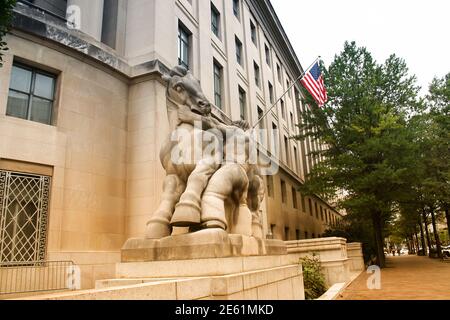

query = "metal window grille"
(0, 170), (51, 263)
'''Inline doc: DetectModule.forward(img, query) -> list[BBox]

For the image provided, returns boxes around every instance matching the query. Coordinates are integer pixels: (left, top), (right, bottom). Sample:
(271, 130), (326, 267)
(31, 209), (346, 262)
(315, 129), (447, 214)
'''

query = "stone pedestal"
(19, 254), (305, 300)
(285, 237), (350, 286)
(121, 228), (286, 262)
(347, 242), (365, 272)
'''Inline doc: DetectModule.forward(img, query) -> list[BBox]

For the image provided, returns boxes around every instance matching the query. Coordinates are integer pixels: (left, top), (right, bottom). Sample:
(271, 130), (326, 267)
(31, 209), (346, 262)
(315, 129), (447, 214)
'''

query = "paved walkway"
(339, 255), (450, 300)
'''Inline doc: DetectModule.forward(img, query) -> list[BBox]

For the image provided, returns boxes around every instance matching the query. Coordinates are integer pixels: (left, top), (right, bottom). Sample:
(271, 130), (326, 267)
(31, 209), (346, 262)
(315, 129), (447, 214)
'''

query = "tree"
(322, 212), (378, 264)
(295, 41), (420, 267)
(426, 73), (450, 238)
(0, 0), (16, 67)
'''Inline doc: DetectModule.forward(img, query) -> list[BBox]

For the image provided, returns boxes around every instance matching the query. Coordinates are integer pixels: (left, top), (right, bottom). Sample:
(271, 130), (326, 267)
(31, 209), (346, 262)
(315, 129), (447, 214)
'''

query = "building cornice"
(246, 0), (304, 80)
(11, 2), (170, 83)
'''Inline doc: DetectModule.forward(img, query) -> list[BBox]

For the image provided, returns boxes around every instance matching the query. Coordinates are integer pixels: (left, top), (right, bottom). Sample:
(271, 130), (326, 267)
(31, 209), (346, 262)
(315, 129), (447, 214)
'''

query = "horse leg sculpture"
(145, 174), (185, 239)
(170, 157), (220, 227)
(200, 164), (252, 236)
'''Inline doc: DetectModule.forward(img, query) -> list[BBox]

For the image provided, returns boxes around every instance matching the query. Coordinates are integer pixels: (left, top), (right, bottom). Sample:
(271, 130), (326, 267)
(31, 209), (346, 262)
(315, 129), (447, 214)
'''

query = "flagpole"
(251, 56), (321, 129)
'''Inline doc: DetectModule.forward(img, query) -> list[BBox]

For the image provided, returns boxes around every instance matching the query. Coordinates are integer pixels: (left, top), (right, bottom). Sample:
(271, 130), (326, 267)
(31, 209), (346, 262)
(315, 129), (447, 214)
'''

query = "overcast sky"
(270, 0), (450, 96)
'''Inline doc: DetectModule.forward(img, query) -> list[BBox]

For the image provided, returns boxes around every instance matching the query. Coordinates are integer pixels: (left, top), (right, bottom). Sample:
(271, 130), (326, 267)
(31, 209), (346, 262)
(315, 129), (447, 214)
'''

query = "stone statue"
(146, 65), (263, 239)
(145, 65), (221, 239)
(122, 66), (284, 262)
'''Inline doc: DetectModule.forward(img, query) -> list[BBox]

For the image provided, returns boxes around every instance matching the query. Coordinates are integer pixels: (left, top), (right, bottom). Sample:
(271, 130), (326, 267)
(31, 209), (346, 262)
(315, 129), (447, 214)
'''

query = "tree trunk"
(418, 216), (427, 256)
(372, 212), (385, 267)
(430, 208), (443, 259)
(413, 229), (420, 255)
(446, 207), (450, 238)
(422, 209), (433, 257)
(406, 237), (411, 253)
(410, 235), (415, 254)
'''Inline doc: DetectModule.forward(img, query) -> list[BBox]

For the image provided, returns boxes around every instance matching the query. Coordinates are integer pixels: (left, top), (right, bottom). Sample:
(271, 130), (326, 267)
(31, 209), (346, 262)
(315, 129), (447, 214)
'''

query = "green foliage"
(394, 73), (450, 257)
(294, 41), (421, 266)
(322, 214), (377, 264)
(300, 254), (327, 300)
(0, 0), (16, 67)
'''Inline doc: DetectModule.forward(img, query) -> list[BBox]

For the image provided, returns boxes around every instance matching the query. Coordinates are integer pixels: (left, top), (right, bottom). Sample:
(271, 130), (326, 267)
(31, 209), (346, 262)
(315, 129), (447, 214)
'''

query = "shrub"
(300, 254), (328, 300)
(0, 0), (16, 67)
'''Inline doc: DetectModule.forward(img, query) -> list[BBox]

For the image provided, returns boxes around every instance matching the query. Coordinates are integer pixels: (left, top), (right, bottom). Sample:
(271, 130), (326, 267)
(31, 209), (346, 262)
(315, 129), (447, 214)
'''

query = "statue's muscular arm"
(177, 105), (234, 134)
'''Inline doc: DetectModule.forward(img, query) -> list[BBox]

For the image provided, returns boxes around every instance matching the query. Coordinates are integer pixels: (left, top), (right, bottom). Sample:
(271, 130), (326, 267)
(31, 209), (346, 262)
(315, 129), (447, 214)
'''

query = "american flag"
(300, 61), (327, 106)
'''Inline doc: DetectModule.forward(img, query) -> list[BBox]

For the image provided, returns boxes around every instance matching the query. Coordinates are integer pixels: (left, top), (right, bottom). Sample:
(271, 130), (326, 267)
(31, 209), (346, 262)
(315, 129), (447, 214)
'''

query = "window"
(238, 86), (246, 120)
(253, 62), (260, 88)
(281, 179), (287, 203)
(294, 146), (299, 173)
(292, 187), (298, 209)
(266, 175), (274, 197)
(257, 106), (265, 144)
(211, 3), (220, 38)
(284, 227), (289, 240)
(265, 44), (271, 66)
(270, 224), (276, 238)
(250, 20), (257, 46)
(296, 229), (300, 240)
(233, 0), (240, 19)
(295, 89), (301, 108)
(235, 36), (243, 66)
(315, 202), (319, 218)
(280, 99), (285, 119)
(320, 206), (323, 221)
(6, 63), (56, 125)
(101, 0), (119, 49)
(284, 136), (290, 165)
(272, 122), (278, 153)
(213, 60), (223, 109)
(178, 23), (191, 69)
(304, 231), (308, 239)
(0, 170), (51, 262)
(268, 82), (274, 104)
(287, 79), (292, 98)
(277, 63), (282, 83)
(312, 233), (315, 239)
(300, 193), (305, 212)
(29, 0), (67, 18)
(290, 112), (294, 130)
(308, 198), (312, 216)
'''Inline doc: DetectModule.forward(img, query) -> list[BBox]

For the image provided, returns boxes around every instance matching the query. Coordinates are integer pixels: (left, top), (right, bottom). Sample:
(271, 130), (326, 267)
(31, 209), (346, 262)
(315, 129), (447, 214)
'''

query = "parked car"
(400, 248), (409, 255)
(442, 245), (450, 258)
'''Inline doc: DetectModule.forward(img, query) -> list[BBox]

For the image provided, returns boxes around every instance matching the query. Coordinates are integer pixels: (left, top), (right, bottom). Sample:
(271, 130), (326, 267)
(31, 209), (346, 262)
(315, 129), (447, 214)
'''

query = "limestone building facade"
(0, 0), (342, 289)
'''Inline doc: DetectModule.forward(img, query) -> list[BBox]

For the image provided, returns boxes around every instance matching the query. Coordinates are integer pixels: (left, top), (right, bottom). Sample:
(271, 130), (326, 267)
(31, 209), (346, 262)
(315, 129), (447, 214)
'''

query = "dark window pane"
(211, 5), (220, 37)
(30, 97), (52, 124)
(31, 0), (67, 18)
(178, 25), (190, 69)
(9, 66), (32, 93)
(6, 91), (29, 119)
(233, 0), (239, 18)
(34, 73), (55, 99)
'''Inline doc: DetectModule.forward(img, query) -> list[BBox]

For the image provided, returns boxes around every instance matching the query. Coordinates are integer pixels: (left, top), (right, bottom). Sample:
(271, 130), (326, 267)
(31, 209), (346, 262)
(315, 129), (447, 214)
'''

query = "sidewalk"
(338, 255), (450, 300)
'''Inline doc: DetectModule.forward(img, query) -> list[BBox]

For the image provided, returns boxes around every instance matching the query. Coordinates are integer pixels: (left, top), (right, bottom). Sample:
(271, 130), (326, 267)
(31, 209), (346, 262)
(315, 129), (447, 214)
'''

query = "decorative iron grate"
(0, 170), (51, 263)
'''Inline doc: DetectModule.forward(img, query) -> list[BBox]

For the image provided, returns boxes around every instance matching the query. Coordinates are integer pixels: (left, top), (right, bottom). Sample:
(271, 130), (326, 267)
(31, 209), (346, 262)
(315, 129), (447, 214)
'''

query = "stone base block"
(16, 256), (304, 300)
(12, 255), (358, 301)
(121, 228), (286, 262)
